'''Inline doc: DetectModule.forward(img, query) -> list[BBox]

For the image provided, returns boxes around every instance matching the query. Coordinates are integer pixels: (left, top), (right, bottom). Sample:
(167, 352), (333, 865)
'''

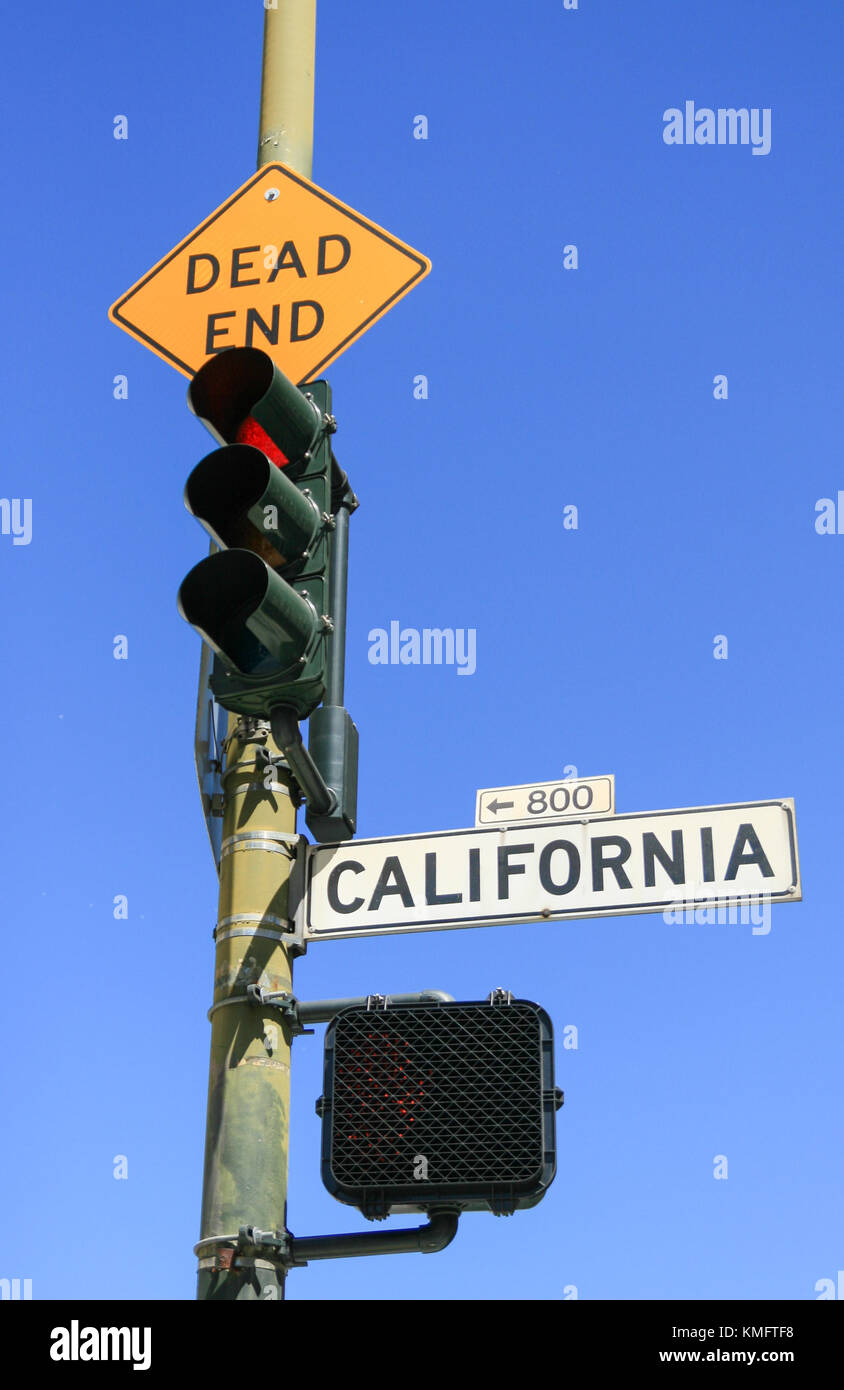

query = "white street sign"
(303, 799), (800, 941)
(475, 775), (614, 826)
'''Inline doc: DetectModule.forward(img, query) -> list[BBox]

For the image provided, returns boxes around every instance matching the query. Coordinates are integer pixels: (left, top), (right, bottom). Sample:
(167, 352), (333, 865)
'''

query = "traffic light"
(316, 996), (563, 1220)
(178, 347), (335, 719)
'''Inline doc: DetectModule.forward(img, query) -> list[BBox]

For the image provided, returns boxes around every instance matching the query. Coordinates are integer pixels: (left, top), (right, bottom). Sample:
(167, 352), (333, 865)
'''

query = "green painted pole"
(195, 0), (317, 1301)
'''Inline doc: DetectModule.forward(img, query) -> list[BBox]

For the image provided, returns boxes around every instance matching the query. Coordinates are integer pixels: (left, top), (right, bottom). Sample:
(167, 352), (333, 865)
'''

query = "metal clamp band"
(214, 927), (292, 946)
(217, 912), (290, 932)
(220, 831), (300, 862)
(207, 986), (298, 1024)
(222, 830), (301, 850)
(195, 1234), (240, 1254)
(221, 839), (293, 859)
(207, 994), (256, 1019)
(196, 1255), (279, 1272)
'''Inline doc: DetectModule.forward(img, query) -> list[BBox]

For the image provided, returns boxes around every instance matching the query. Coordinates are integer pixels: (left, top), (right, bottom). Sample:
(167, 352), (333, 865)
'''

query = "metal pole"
(257, 0), (316, 173)
(324, 503), (349, 707)
(196, 0), (317, 1302)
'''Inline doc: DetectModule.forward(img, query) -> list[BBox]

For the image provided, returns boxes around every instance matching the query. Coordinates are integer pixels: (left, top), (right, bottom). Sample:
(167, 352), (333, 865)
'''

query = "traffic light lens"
(235, 415), (288, 469)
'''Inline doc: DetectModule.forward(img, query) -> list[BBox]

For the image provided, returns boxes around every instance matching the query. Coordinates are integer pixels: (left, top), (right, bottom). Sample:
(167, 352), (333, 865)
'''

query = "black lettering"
(187, 253), (219, 294)
(700, 826), (715, 881)
(327, 861), (364, 915)
(290, 300), (324, 342)
(368, 855), (415, 911)
(539, 840), (580, 895)
(268, 240), (307, 281)
(230, 245), (262, 288)
(724, 823), (775, 881)
(424, 852), (462, 905)
(643, 830), (685, 887)
(497, 844), (533, 899)
(469, 847), (481, 901)
(317, 234), (351, 275)
(205, 310), (236, 354)
(245, 305), (280, 347)
(591, 836), (632, 891)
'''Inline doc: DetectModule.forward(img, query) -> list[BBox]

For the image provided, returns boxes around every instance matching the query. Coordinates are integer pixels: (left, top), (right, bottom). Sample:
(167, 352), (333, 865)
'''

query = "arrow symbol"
(487, 798), (515, 815)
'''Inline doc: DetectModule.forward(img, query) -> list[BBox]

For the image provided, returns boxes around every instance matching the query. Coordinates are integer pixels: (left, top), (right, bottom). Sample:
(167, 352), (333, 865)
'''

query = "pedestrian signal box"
(317, 997), (562, 1220)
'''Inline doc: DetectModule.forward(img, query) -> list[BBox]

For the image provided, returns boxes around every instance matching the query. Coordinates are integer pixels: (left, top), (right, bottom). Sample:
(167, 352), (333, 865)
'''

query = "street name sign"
(302, 799), (800, 942)
(476, 775), (615, 826)
(109, 163), (431, 382)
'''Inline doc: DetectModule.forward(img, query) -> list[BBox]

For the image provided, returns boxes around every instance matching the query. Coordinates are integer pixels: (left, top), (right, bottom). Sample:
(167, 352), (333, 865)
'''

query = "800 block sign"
(476, 776), (615, 827)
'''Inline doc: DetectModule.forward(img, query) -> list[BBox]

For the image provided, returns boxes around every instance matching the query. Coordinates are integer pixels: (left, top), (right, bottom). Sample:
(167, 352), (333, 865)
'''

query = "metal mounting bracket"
(194, 1212), (459, 1270)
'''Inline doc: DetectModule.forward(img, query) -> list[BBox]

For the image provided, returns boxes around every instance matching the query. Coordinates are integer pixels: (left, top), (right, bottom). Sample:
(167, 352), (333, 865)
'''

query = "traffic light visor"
(178, 549), (317, 676)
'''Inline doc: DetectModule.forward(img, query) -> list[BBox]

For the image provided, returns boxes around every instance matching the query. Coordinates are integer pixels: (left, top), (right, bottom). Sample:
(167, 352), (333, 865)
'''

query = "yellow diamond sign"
(108, 163), (431, 382)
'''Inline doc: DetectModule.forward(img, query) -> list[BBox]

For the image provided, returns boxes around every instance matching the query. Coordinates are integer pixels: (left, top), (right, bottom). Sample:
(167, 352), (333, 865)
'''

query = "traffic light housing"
(178, 348), (335, 719)
(316, 997), (562, 1220)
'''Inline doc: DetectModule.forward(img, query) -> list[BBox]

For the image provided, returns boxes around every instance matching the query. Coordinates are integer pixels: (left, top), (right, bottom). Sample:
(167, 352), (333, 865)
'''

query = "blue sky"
(1, 0), (842, 1301)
